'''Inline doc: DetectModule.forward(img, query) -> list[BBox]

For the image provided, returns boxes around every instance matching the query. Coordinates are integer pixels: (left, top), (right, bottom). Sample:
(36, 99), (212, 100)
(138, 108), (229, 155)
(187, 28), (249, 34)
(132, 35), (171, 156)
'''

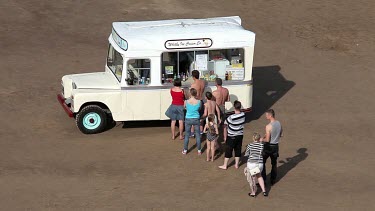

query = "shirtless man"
(212, 78), (230, 123)
(190, 70), (205, 100)
(189, 70), (205, 135)
(202, 92), (221, 124)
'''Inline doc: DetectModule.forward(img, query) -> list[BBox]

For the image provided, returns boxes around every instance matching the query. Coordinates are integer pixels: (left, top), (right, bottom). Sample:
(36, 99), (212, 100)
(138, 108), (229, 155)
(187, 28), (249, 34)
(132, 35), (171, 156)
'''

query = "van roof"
(111, 16), (255, 52)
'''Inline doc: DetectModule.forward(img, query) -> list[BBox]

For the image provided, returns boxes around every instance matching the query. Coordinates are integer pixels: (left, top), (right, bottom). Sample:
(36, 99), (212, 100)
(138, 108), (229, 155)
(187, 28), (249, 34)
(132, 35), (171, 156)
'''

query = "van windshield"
(107, 44), (123, 82)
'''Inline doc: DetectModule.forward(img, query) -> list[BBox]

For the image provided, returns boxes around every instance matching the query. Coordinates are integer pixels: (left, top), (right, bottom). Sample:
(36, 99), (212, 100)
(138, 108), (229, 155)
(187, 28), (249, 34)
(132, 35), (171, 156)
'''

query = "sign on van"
(165, 38), (212, 49)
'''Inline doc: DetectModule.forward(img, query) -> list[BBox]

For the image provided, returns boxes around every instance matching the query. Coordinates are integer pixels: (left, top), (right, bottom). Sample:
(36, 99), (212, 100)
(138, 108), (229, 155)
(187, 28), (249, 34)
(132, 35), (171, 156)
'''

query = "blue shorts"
(165, 105), (184, 120)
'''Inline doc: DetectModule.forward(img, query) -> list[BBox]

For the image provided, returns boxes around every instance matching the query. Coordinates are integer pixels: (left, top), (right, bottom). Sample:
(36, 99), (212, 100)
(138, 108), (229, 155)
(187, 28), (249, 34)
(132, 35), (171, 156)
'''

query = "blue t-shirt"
(185, 101), (201, 119)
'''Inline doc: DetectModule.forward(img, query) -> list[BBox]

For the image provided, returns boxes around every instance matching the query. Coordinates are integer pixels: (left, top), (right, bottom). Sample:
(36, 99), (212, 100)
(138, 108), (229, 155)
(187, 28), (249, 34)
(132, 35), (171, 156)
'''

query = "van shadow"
(245, 65), (295, 123)
(266, 148), (308, 194)
(121, 120), (171, 128)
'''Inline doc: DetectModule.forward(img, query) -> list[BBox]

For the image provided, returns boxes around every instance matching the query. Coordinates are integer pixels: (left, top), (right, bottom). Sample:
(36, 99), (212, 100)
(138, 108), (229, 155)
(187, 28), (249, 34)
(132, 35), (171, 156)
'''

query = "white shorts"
(247, 162), (264, 172)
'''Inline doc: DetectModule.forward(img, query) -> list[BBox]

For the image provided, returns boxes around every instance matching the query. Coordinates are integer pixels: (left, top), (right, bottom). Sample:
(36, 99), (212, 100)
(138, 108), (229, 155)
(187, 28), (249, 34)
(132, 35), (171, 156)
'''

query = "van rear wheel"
(76, 105), (107, 134)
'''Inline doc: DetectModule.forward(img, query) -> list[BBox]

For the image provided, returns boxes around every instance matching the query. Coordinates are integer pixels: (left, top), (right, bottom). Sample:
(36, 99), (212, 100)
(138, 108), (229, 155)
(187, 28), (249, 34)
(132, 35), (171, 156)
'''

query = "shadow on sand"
(121, 120), (170, 128)
(245, 65), (295, 123)
(265, 148), (309, 194)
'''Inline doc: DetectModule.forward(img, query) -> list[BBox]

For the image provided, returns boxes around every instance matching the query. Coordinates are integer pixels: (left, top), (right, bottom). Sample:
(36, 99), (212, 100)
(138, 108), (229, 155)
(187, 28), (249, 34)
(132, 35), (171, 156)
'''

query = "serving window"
(161, 48), (245, 84)
(126, 59), (151, 85)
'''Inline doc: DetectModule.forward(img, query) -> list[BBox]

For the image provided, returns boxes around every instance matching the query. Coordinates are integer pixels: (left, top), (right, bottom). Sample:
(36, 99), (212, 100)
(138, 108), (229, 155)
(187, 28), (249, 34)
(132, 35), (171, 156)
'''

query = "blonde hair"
(253, 133), (261, 142)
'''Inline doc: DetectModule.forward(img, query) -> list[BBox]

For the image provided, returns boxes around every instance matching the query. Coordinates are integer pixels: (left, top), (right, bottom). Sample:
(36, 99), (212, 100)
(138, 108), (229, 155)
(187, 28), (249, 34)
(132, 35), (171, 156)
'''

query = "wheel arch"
(78, 101), (111, 113)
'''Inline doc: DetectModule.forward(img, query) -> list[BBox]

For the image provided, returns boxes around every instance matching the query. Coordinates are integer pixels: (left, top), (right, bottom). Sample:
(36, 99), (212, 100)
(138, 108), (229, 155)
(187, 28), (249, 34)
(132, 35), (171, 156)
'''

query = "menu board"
(226, 67), (245, 80)
(195, 54), (208, 71)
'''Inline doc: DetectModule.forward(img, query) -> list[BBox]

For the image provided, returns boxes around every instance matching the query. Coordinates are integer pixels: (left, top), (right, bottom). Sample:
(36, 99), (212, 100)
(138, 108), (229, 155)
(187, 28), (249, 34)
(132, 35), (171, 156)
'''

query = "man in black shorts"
(219, 100), (246, 170)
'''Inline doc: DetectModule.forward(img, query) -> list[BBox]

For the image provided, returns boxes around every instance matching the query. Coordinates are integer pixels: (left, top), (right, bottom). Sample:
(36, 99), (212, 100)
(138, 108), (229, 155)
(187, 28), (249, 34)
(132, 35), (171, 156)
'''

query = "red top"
(171, 89), (185, 105)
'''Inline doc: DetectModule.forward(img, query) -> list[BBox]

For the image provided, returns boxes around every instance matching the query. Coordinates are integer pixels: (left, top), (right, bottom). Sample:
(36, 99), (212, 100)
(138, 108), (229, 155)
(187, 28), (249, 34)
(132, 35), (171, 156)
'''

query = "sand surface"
(1, 0), (375, 210)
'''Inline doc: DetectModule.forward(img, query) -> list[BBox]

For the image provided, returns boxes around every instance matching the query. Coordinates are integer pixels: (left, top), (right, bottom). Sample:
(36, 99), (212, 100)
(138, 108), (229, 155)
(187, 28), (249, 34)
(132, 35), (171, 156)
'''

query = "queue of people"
(165, 70), (283, 198)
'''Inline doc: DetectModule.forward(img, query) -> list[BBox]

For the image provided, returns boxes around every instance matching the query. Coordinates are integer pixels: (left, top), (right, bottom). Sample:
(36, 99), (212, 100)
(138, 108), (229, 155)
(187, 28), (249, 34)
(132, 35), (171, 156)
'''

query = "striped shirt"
(224, 112), (245, 136)
(244, 142), (264, 164)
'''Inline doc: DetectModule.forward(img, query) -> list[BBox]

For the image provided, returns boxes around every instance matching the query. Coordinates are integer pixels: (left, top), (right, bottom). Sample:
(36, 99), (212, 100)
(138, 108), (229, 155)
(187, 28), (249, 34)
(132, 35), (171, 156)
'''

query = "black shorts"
(225, 135), (243, 158)
(263, 143), (279, 158)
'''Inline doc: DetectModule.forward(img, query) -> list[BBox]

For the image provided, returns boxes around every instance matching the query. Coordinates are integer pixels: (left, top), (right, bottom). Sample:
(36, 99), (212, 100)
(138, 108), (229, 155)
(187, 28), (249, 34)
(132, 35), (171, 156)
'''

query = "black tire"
(105, 113), (117, 130)
(76, 105), (107, 134)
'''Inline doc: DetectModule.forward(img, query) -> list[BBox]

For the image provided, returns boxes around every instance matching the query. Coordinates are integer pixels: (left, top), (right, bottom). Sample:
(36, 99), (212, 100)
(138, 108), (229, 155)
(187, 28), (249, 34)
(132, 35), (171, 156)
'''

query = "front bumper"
(57, 94), (74, 117)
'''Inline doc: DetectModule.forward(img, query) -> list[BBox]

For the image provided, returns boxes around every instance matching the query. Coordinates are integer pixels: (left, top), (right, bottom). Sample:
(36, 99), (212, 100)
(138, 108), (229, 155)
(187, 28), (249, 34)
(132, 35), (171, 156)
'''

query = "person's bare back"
(205, 100), (217, 115)
(190, 70), (205, 100)
(203, 92), (221, 124)
(213, 86), (229, 106)
(191, 79), (205, 100)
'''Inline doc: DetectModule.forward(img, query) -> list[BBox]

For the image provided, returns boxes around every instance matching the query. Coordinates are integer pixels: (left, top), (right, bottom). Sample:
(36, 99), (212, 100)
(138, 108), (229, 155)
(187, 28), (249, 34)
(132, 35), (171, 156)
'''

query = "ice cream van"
(57, 16), (255, 134)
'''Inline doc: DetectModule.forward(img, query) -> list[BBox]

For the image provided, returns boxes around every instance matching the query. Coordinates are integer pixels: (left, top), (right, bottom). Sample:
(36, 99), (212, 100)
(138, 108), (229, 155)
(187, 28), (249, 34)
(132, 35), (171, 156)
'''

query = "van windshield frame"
(107, 44), (123, 82)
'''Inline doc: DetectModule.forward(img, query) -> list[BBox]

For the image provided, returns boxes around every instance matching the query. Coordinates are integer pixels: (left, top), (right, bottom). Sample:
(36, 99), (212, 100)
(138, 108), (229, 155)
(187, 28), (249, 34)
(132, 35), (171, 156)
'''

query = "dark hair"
(266, 109), (275, 117)
(205, 92), (213, 100)
(234, 100), (242, 110)
(173, 78), (182, 87)
(215, 78), (223, 86)
(190, 88), (197, 97)
(192, 70), (200, 79)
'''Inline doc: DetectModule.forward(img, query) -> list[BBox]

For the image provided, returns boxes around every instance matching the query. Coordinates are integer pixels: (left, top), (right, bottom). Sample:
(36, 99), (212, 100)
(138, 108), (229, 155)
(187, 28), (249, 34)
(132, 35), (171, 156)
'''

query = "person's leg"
(183, 119), (192, 153)
(219, 137), (232, 169)
(262, 153), (270, 183)
(194, 120), (201, 153)
(234, 135), (243, 169)
(178, 120), (184, 140)
(219, 158), (229, 169)
(249, 175), (257, 196)
(171, 120), (176, 139)
(190, 125), (194, 137)
(256, 173), (266, 193)
(200, 102), (205, 134)
(211, 140), (216, 161)
(206, 140), (211, 161)
(270, 147), (279, 184)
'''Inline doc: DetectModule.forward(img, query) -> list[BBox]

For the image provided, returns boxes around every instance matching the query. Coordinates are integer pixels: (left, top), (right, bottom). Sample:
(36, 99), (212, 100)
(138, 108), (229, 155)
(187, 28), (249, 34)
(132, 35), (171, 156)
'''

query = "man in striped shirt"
(219, 100), (246, 170)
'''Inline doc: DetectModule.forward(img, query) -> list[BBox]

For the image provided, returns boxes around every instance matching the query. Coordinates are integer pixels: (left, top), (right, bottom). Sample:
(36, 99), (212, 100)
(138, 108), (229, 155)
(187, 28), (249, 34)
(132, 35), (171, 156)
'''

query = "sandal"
(248, 193), (256, 197)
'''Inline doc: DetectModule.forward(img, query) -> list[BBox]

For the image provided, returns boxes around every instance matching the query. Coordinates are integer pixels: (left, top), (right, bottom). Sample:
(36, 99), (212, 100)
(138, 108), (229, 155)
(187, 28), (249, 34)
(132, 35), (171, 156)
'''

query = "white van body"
(58, 16), (255, 134)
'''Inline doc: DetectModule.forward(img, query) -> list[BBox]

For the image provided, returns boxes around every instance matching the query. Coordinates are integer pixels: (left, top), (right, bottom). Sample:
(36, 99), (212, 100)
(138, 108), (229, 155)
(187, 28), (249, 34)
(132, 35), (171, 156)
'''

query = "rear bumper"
(57, 94), (74, 118)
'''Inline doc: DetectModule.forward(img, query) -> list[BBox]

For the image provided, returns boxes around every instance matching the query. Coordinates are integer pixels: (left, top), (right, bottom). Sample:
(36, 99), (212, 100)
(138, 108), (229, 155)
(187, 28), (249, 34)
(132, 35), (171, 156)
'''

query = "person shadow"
(265, 148), (309, 194)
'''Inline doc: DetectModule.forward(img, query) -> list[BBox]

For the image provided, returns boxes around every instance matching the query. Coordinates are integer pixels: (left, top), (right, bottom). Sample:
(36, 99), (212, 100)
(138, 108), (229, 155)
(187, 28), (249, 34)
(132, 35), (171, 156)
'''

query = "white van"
(57, 16), (255, 134)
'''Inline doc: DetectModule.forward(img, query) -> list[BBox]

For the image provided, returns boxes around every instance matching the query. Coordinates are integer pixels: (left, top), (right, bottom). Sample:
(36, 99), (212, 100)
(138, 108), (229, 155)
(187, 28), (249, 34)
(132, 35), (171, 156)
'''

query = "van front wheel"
(76, 105), (107, 134)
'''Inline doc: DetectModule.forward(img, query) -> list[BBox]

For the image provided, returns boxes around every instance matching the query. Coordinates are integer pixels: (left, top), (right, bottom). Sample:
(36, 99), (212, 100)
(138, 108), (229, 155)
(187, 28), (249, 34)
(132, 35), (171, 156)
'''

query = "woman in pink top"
(165, 78), (185, 140)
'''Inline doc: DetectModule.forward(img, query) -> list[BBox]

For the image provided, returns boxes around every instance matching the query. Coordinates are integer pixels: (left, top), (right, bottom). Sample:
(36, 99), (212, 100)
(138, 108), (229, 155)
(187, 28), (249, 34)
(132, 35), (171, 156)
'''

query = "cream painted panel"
(211, 84), (252, 112)
(126, 90), (161, 120)
(72, 90), (122, 116)
(160, 89), (172, 120)
(244, 46), (254, 81)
